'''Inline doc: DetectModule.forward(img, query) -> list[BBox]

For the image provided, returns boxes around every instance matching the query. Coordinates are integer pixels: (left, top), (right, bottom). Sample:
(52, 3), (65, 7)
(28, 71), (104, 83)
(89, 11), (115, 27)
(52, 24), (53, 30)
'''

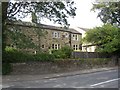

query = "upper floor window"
(72, 34), (78, 41)
(52, 31), (60, 38)
(64, 32), (69, 38)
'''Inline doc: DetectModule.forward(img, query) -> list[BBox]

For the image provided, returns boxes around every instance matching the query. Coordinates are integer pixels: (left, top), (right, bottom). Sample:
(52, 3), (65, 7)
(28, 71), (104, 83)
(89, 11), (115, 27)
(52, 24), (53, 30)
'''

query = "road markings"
(90, 78), (120, 87)
(49, 78), (57, 81)
(53, 84), (61, 87)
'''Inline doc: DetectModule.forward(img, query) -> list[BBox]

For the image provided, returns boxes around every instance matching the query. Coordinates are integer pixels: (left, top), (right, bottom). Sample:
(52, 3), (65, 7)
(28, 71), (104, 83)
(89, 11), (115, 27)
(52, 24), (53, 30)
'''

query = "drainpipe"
(69, 32), (72, 47)
(86, 46), (88, 58)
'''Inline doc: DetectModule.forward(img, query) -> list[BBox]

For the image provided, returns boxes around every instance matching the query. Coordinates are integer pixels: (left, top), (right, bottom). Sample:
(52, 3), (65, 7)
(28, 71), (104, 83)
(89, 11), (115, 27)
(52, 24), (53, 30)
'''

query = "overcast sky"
(22, 0), (103, 29)
(68, 0), (103, 28)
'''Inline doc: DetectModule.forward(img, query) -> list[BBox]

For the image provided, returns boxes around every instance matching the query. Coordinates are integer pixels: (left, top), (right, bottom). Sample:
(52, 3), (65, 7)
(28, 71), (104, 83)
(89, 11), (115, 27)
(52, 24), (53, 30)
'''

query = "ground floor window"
(52, 44), (60, 50)
(73, 44), (78, 50)
(41, 45), (45, 48)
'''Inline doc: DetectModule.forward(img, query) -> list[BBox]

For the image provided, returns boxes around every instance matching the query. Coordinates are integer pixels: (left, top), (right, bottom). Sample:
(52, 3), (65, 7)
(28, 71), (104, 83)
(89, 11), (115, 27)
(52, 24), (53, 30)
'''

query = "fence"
(72, 52), (111, 58)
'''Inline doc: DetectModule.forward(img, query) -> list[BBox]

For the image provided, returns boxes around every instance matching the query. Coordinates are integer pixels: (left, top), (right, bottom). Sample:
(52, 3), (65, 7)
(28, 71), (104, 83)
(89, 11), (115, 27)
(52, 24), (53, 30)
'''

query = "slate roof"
(7, 20), (82, 35)
(78, 27), (89, 32)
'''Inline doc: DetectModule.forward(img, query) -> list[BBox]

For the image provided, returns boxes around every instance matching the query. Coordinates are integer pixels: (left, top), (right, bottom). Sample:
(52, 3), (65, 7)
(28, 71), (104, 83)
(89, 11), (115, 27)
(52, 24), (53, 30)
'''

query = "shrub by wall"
(3, 46), (55, 63)
(2, 46), (116, 75)
(2, 46), (55, 74)
(34, 53), (55, 61)
(2, 63), (12, 75)
(52, 46), (73, 59)
(3, 50), (34, 63)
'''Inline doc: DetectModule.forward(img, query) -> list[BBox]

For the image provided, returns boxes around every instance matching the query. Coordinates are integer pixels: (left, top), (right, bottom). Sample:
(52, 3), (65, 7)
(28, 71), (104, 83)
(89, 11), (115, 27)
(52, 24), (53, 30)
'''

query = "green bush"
(3, 49), (34, 63)
(34, 53), (55, 61)
(52, 50), (66, 59)
(52, 46), (73, 59)
(61, 46), (73, 58)
(2, 63), (12, 75)
(3, 46), (73, 63)
(3, 51), (55, 63)
(5, 46), (17, 52)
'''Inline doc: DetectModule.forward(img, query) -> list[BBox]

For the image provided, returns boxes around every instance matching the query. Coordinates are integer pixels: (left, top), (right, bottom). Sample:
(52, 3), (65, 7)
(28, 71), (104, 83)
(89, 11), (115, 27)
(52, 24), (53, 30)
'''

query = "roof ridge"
(6, 20), (81, 34)
(77, 27), (89, 31)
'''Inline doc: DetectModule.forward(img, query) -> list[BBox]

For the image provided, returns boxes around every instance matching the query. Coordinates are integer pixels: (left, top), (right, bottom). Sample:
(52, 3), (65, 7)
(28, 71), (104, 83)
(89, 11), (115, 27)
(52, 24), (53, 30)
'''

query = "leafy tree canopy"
(92, 2), (120, 27)
(3, 1), (76, 27)
(83, 24), (120, 54)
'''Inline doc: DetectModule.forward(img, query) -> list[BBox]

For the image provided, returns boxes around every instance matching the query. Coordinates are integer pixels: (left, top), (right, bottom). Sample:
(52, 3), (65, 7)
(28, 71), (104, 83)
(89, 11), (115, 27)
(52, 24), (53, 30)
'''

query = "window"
(75, 35), (78, 41)
(52, 44), (60, 50)
(73, 34), (74, 37)
(72, 34), (75, 40)
(52, 31), (60, 38)
(73, 45), (75, 50)
(76, 45), (78, 50)
(73, 45), (78, 50)
(72, 34), (78, 41)
(41, 45), (45, 48)
(54, 32), (57, 37)
(52, 44), (54, 49)
(65, 33), (69, 38)
(55, 44), (58, 49)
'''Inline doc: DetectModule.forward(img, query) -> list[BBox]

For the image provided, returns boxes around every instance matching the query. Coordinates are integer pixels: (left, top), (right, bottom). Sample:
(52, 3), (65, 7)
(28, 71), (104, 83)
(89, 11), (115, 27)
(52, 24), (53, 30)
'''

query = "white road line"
(90, 78), (120, 87)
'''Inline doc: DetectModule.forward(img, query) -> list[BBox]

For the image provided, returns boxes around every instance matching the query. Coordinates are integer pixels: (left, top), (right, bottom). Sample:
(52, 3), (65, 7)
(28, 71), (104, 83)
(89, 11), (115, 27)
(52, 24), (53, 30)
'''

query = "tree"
(2, 1), (76, 51)
(3, 1), (76, 26)
(92, 2), (120, 27)
(91, 1), (120, 65)
(83, 24), (120, 65)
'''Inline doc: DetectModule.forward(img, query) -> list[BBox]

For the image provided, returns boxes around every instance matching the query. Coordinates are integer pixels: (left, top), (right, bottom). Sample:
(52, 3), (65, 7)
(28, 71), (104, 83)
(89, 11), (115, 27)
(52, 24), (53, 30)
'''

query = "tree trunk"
(2, 2), (8, 22)
(2, 2), (8, 52)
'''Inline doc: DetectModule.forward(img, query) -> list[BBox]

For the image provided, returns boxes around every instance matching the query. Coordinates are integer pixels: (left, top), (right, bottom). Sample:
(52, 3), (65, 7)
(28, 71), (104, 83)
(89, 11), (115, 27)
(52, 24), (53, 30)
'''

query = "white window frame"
(52, 31), (60, 38)
(52, 44), (60, 50)
(73, 44), (78, 50)
(64, 32), (69, 38)
(72, 34), (78, 41)
(76, 35), (78, 41)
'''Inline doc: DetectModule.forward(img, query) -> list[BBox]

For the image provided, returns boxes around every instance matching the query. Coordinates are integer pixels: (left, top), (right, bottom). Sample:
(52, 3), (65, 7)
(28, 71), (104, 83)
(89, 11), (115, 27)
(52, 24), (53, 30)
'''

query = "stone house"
(6, 20), (82, 54)
(73, 27), (96, 52)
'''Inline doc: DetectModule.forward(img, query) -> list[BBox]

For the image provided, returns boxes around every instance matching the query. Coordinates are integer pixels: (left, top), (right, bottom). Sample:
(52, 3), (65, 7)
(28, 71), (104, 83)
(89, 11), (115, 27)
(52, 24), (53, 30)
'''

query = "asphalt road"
(2, 69), (119, 88)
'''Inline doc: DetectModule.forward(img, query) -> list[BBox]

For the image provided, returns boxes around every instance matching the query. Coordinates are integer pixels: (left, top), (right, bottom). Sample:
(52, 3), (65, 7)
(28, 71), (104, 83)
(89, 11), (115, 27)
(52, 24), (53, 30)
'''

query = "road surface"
(2, 69), (119, 88)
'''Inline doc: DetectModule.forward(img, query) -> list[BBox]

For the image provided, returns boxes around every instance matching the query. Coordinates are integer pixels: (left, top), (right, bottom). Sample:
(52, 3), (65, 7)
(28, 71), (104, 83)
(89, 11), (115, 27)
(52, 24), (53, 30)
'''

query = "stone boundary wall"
(72, 52), (111, 58)
(10, 59), (117, 75)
